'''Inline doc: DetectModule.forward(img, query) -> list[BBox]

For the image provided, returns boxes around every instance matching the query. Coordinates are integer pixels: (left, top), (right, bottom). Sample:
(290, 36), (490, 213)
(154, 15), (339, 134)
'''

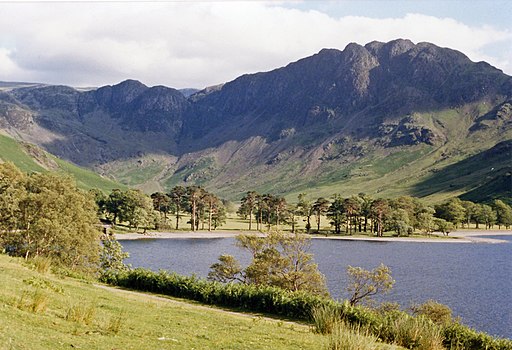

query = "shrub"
(443, 322), (512, 350)
(411, 299), (452, 325)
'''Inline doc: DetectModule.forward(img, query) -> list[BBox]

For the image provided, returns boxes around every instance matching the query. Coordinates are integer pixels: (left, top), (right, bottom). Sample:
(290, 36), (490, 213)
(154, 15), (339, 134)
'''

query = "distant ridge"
(0, 39), (510, 201)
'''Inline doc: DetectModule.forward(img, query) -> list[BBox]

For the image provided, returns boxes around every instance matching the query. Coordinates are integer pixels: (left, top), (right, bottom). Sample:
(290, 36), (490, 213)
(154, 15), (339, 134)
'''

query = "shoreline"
(115, 229), (512, 244)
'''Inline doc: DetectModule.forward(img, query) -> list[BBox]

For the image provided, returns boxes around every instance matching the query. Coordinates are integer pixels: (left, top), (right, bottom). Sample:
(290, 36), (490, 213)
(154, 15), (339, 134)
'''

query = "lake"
(121, 235), (512, 339)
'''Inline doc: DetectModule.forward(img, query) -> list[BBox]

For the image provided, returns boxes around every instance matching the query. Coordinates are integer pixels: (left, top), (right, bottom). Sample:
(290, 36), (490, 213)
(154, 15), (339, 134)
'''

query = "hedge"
(101, 268), (512, 350)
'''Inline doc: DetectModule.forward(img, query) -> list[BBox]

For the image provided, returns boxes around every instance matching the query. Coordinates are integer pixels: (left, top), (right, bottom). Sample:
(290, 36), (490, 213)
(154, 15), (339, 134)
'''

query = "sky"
(0, 1), (510, 89)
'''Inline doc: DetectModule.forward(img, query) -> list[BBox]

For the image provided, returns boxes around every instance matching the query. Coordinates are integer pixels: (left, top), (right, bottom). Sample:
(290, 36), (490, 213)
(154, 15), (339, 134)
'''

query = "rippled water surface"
(121, 235), (512, 339)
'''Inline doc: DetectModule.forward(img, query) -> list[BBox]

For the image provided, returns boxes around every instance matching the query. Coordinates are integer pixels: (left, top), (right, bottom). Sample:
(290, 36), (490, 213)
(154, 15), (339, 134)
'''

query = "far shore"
(115, 229), (512, 244)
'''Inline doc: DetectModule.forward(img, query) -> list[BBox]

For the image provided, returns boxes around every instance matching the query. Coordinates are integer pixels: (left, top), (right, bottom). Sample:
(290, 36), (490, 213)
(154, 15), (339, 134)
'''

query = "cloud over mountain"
(0, 2), (510, 88)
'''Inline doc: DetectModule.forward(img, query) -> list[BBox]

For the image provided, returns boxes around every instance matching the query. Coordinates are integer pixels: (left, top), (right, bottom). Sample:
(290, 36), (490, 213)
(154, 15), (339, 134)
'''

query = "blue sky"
(0, 1), (510, 88)
(289, 1), (510, 28)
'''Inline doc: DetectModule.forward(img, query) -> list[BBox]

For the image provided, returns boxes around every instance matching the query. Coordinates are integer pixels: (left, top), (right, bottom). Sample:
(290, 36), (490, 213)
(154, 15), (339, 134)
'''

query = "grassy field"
(0, 254), (402, 350)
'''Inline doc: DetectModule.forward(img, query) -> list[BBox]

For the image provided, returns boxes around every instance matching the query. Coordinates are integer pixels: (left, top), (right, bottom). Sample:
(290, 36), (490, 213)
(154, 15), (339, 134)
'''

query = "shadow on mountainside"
(412, 140), (512, 203)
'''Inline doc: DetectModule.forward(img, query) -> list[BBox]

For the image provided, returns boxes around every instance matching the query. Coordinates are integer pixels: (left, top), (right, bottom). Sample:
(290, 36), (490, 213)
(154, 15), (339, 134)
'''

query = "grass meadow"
(0, 254), (402, 350)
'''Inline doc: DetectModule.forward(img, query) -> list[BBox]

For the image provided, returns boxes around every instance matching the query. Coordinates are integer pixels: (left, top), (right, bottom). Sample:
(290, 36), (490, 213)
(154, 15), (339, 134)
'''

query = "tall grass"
(328, 322), (379, 350)
(379, 313), (444, 350)
(311, 304), (340, 335)
(15, 289), (48, 314)
(106, 311), (126, 335)
(32, 256), (53, 274)
(66, 302), (96, 325)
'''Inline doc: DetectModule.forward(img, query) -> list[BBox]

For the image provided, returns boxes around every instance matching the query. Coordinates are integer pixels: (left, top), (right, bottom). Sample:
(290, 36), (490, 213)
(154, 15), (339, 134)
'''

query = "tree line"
(92, 186), (512, 235)
(92, 185), (227, 232)
(238, 191), (512, 235)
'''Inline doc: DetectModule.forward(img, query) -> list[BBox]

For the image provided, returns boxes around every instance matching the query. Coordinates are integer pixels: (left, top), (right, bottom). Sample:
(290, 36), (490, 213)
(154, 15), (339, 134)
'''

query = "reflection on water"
(121, 235), (512, 339)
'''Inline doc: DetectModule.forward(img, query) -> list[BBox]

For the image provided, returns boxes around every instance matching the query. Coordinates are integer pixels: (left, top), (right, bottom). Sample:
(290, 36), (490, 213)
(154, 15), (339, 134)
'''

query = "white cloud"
(0, 2), (510, 88)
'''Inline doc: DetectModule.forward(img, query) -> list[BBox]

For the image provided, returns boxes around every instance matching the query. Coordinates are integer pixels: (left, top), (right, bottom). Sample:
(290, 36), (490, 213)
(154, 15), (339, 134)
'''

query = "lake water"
(121, 235), (512, 339)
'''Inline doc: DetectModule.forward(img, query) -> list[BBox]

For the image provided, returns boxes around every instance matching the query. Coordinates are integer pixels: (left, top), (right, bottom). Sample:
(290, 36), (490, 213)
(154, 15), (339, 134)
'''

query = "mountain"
(0, 39), (511, 201)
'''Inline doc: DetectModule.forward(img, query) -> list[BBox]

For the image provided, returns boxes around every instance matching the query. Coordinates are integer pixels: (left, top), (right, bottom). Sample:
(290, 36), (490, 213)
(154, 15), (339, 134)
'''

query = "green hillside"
(0, 133), (125, 193)
(0, 254), (401, 350)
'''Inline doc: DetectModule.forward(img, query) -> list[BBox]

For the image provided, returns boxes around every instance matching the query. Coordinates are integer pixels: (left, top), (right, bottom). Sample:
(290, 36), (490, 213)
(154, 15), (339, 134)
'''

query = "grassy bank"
(0, 254), (399, 350)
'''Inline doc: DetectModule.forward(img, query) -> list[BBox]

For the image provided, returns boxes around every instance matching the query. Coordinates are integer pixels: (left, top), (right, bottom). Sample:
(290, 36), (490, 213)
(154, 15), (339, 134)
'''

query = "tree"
(239, 191), (258, 230)
(391, 196), (416, 228)
(312, 197), (330, 232)
(89, 188), (107, 218)
(105, 189), (125, 225)
(272, 196), (288, 227)
(346, 263), (395, 306)
(416, 209), (436, 235)
(209, 229), (328, 296)
(0, 164), (100, 271)
(100, 236), (130, 276)
(461, 200), (479, 228)
(343, 196), (361, 234)
(433, 218), (455, 235)
(435, 198), (466, 228)
(297, 193), (313, 233)
(492, 199), (512, 229)
(370, 199), (389, 237)
(118, 189), (155, 232)
(478, 204), (497, 229)
(203, 191), (220, 232)
(358, 193), (373, 232)
(208, 254), (243, 283)
(151, 192), (172, 221)
(287, 203), (299, 233)
(327, 194), (344, 234)
(186, 186), (204, 231)
(212, 204), (227, 230)
(387, 208), (411, 236)
(0, 162), (26, 234)
(169, 186), (187, 230)
(261, 193), (275, 229)
(255, 193), (266, 231)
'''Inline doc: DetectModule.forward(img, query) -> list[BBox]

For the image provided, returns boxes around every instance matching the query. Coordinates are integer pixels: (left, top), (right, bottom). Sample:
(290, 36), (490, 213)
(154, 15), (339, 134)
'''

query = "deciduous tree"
(346, 263), (394, 306)
(209, 230), (328, 296)
(492, 199), (512, 229)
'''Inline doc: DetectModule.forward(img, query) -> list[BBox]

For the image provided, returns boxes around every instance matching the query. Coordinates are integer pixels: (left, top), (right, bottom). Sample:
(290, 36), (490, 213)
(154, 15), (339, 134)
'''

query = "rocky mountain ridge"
(0, 39), (511, 200)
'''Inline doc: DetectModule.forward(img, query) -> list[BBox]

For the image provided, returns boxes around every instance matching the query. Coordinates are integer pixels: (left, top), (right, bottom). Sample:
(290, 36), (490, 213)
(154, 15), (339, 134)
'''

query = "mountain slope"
(0, 133), (125, 192)
(0, 39), (510, 201)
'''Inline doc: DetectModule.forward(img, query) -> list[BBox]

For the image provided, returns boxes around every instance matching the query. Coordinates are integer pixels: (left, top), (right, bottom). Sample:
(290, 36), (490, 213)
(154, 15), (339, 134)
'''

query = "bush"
(443, 322), (512, 350)
(102, 268), (329, 320)
(411, 299), (452, 325)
